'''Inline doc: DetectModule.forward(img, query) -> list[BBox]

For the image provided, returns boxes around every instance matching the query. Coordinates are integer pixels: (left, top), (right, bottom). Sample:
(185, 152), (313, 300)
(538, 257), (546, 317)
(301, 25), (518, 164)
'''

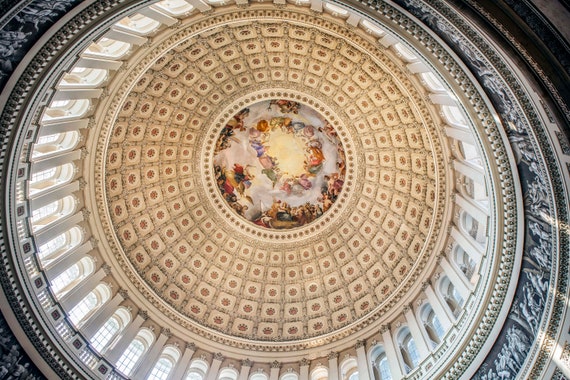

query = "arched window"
(310, 366), (328, 380)
(340, 357), (358, 380)
(42, 99), (91, 123)
(59, 68), (108, 88)
(115, 328), (155, 376)
(32, 131), (80, 159)
(323, 3), (349, 18)
(31, 167), (57, 184)
(457, 141), (481, 162)
(370, 345), (392, 380)
(251, 372), (269, 380)
(397, 328), (420, 373)
(30, 198), (58, 221)
(68, 283), (111, 327)
(439, 277), (464, 318)
(452, 245), (477, 281)
(360, 20), (386, 37)
(153, 0), (195, 17)
(83, 38), (131, 60)
(38, 231), (66, 259)
(148, 346), (181, 380)
(90, 307), (131, 353)
(420, 72), (446, 93)
(30, 195), (76, 231)
(441, 105), (467, 128)
(218, 367), (239, 380)
(459, 210), (482, 242)
(392, 43), (418, 62)
(420, 305), (445, 347)
(37, 226), (83, 263)
(286, 0), (311, 7)
(205, 0), (229, 6)
(378, 356), (391, 380)
(281, 371), (299, 380)
(50, 256), (94, 297)
(115, 14), (161, 36)
(185, 358), (208, 380)
(29, 163), (75, 196)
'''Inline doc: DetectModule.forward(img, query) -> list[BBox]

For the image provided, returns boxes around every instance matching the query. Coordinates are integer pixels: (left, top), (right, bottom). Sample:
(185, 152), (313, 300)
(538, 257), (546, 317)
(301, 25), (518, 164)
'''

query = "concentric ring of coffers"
(100, 14), (448, 343)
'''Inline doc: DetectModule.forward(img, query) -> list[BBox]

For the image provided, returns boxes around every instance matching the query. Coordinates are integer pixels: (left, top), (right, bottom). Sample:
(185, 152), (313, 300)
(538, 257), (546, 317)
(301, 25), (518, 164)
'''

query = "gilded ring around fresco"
(213, 100), (346, 229)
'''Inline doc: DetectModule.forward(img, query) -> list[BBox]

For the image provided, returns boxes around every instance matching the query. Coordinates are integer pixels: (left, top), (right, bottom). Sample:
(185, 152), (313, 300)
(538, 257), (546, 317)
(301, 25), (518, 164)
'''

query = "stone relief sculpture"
(399, 0), (559, 378)
(0, 312), (43, 379)
(0, 0), (79, 85)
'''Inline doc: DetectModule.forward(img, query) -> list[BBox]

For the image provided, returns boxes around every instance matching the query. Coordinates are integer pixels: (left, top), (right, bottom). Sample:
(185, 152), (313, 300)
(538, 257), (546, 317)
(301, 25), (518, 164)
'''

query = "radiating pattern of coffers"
(104, 18), (444, 341)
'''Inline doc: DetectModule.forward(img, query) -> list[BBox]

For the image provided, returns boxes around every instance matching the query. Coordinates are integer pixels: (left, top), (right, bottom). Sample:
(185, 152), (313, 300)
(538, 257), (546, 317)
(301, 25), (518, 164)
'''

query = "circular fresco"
(213, 100), (346, 229)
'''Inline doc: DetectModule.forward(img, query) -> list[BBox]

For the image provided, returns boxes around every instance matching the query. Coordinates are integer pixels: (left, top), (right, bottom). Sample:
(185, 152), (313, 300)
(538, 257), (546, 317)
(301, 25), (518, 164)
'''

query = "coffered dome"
(96, 13), (452, 348)
(0, 0), (568, 379)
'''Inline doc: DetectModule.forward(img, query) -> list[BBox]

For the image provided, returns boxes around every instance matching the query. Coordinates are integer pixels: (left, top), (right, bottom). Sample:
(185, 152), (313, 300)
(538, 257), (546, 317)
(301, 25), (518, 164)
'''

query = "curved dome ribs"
(0, 0), (567, 380)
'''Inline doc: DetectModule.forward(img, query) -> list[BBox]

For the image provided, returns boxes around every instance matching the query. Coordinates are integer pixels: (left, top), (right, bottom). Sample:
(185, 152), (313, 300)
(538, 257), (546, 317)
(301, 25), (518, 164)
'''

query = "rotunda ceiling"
(5, 0), (567, 378)
(98, 14), (450, 347)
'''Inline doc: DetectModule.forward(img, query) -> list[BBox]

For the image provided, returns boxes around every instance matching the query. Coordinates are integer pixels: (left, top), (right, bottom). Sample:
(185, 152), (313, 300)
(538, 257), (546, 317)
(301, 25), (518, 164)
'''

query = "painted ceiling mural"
(213, 100), (346, 229)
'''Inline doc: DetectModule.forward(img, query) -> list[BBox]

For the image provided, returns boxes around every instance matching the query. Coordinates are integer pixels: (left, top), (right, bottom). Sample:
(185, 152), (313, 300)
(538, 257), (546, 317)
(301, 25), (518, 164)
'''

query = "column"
(439, 257), (472, 300)
(422, 281), (453, 330)
(38, 118), (89, 136)
(206, 353), (224, 380)
(403, 305), (431, 358)
(238, 359), (253, 380)
(407, 62), (429, 74)
(53, 89), (103, 101)
(429, 94), (457, 106)
(451, 227), (483, 263)
(455, 194), (489, 228)
(184, 0), (212, 12)
(310, 0), (323, 12)
(30, 181), (80, 210)
(105, 312), (146, 363)
(105, 29), (147, 45)
(355, 341), (371, 380)
(31, 150), (81, 173)
(75, 57), (123, 70)
(170, 343), (196, 380)
(328, 352), (339, 380)
(381, 325), (403, 379)
(299, 359), (310, 380)
(44, 241), (93, 280)
(138, 7), (178, 26)
(34, 212), (84, 246)
(453, 160), (485, 185)
(270, 361), (281, 380)
(81, 291), (124, 339)
(444, 126), (473, 144)
(132, 329), (170, 379)
(59, 267), (106, 310)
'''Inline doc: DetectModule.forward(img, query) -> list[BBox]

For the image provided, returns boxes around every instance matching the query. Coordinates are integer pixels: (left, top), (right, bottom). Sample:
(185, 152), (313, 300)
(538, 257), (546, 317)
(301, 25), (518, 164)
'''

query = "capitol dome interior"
(0, 0), (569, 379)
